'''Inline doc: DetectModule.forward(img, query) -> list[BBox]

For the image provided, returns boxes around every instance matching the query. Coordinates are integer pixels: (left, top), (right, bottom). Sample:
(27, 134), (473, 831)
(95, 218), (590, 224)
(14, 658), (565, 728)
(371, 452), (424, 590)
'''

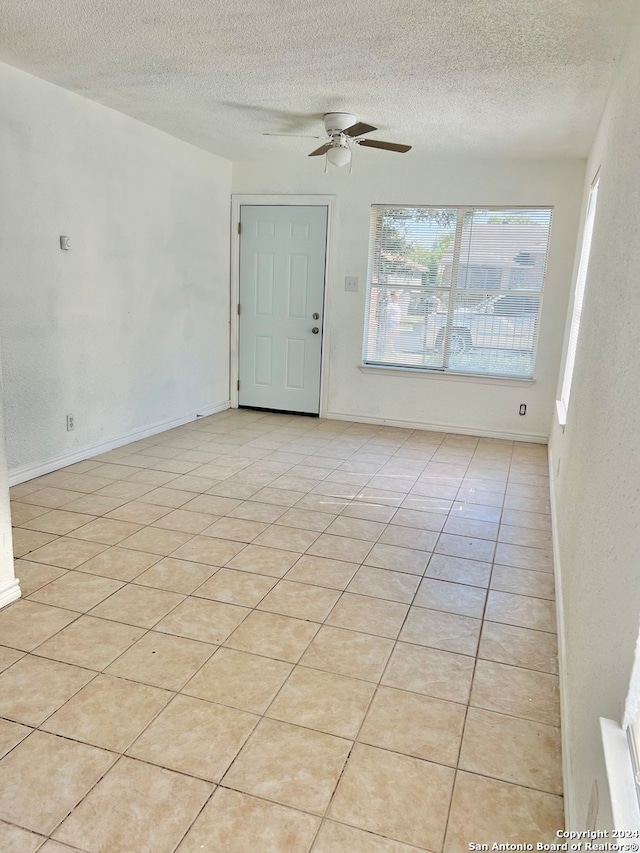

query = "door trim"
(230, 194), (336, 418)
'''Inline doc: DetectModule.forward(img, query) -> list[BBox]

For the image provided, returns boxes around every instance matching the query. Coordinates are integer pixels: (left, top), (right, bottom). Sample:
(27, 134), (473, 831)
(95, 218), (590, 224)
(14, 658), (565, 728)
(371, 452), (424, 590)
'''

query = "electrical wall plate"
(60, 236), (71, 250)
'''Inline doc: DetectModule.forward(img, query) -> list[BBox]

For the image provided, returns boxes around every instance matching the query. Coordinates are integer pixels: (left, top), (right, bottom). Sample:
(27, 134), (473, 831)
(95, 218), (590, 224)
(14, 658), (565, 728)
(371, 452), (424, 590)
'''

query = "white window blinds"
(363, 206), (553, 379)
(560, 179), (599, 410)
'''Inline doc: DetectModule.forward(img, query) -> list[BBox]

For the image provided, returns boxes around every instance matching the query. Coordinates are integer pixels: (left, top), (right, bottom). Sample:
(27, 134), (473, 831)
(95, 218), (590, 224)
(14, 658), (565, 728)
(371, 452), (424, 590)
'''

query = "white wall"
(0, 350), (19, 609)
(548, 15), (640, 830)
(0, 63), (232, 481)
(233, 156), (585, 441)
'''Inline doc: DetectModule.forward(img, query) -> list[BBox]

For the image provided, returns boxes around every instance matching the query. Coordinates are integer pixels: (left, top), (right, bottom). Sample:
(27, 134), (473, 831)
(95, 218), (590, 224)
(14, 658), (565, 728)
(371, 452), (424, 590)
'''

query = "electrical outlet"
(345, 276), (359, 292)
(519, 404), (527, 416)
(66, 414), (74, 431)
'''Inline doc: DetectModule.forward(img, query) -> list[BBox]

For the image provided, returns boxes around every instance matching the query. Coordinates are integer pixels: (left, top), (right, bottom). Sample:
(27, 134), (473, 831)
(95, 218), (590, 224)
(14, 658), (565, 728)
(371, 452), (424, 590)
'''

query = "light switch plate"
(345, 276), (359, 292)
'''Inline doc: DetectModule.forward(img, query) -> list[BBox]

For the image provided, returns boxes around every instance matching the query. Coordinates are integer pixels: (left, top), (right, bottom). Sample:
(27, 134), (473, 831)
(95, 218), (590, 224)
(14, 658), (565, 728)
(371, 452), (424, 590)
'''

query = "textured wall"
(233, 156), (585, 440)
(0, 350), (18, 604)
(0, 63), (232, 476)
(549, 16), (640, 829)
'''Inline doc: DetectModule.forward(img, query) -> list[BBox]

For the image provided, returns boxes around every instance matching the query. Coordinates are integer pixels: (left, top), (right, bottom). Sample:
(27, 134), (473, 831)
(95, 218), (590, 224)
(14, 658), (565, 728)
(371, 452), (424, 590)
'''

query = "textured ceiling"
(0, 0), (635, 161)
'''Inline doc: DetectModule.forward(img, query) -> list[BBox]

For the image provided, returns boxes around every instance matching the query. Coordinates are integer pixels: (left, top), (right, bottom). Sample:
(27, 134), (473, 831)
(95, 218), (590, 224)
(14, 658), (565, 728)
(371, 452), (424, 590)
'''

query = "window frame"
(362, 204), (553, 381)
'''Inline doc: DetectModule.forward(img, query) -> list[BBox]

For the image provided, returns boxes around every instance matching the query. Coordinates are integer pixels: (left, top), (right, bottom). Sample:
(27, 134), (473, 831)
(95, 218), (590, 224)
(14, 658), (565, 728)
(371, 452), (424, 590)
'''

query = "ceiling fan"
(265, 112), (411, 168)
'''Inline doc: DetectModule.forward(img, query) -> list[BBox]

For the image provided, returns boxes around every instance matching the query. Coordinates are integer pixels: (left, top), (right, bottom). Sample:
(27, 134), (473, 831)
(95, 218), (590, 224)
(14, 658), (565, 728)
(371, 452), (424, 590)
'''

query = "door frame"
(230, 194), (336, 417)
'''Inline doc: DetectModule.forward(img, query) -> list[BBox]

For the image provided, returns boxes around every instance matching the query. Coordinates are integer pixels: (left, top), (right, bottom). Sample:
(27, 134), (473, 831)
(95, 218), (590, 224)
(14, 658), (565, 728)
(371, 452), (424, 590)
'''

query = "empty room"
(0, 0), (639, 850)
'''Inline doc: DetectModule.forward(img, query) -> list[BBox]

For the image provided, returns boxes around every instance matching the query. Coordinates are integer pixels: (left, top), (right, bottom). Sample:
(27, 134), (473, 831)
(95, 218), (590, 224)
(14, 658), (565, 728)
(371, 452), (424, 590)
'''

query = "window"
(363, 205), (553, 379)
(559, 177), (599, 414)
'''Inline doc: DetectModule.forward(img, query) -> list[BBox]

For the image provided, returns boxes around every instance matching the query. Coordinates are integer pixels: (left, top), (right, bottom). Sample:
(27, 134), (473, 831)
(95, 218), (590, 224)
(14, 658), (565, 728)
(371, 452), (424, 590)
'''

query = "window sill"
(600, 717), (640, 830)
(359, 364), (536, 387)
(556, 399), (567, 431)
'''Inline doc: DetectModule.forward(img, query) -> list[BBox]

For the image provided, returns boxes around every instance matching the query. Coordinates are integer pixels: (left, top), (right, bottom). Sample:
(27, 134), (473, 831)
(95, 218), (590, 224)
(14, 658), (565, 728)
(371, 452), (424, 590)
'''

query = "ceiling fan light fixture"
(327, 144), (351, 168)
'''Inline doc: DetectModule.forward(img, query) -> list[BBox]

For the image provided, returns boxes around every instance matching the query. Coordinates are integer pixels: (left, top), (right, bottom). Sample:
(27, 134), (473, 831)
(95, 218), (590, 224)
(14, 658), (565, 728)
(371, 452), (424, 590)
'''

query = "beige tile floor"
(0, 410), (563, 852)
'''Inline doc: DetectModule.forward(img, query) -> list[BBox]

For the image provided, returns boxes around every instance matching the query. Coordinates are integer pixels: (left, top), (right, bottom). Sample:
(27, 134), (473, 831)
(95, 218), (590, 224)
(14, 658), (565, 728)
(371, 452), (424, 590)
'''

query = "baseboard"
(549, 452), (574, 829)
(0, 577), (21, 610)
(325, 410), (548, 444)
(8, 400), (231, 486)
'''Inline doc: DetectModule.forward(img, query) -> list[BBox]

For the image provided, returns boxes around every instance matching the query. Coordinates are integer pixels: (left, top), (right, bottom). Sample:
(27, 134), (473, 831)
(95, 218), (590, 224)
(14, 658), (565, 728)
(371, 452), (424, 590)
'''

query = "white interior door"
(238, 205), (328, 414)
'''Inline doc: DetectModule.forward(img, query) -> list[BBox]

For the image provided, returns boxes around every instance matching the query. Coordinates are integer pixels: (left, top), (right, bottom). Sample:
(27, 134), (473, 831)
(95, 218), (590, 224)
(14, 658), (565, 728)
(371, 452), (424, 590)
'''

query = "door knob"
(312, 312), (320, 320)
(312, 327), (319, 334)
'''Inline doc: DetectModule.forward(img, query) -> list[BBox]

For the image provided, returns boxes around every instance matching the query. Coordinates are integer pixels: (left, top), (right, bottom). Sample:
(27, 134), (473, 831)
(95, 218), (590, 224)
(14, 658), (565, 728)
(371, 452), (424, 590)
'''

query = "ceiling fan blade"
(344, 121), (377, 137)
(308, 142), (332, 157)
(357, 139), (412, 153)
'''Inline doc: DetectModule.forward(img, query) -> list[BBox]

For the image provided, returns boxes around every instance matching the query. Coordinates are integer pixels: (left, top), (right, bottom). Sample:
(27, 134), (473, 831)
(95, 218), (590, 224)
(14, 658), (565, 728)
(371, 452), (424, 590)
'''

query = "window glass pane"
(363, 205), (552, 379)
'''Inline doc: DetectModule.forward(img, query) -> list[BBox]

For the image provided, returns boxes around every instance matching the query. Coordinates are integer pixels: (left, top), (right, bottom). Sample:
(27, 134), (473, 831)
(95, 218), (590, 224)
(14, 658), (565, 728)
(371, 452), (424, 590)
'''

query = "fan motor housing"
(323, 112), (356, 135)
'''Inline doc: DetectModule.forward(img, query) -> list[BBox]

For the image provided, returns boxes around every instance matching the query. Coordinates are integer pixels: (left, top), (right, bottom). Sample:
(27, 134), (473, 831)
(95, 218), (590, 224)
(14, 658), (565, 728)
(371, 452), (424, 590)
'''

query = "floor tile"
(200, 516), (268, 542)
(329, 742), (454, 850)
(105, 630), (214, 690)
(16, 487), (85, 509)
(485, 589), (557, 633)
(364, 543), (429, 575)
(34, 615), (144, 670)
(307, 533), (373, 564)
(443, 515), (499, 540)
(327, 593), (409, 639)
(312, 821), (427, 853)
(459, 707), (562, 793)
(0, 655), (94, 726)
(399, 606), (481, 656)
(267, 665), (375, 737)
(194, 567), (277, 606)
(155, 596), (250, 644)
(225, 610), (319, 662)
(135, 556), (216, 594)
(222, 718), (351, 815)
(449, 500), (501, 523)
(14, 560), (66, 597)
(0, 821), (44, 853)
(28, 571), (123, 612)
(106, 501), (172, 525)
(377, 524), (438, 551)
(498, 523), (552, 549)
(226, 544), (300, 577)
(0, 646), (24, 673)
(8, 502), (50, 526)
(425, 553), (491, 587)
(300, 625), (394, 682)
(183, 647), (291, 713)
(444, 771), (563, 849)
(479, 621), (559, 674)
(276, 507), (335, 532)
(0, 600), (77, 651)
(435, 532), (496, 562)
(346, 565), (419, 604)
(78, 546), (161, 581)
(53, 756), (212, 852)
(501, 508), (552, 531)
(227, 500), (287, 523)
(391, 508), (446, 531)
(128, 694), (258, 781)
(22, 537), (108, 569)
(89, 583), (184, 628)
(284, 555), (358, 590)
(177, 787), (319, 853)
(0, 718), (32, 758)
(0, 731), (115, 835)
(252, 524), (319, 552)
(324, 516), (385, 542)
(12, 529), (59, 558)
(257, 580), (341, 622)
(495, 542), (553, 572)
(42, 673), (172, 751)
(471, 659), (560, 725)
(70, 517), (142, 545)
(151, 508), (220, 534)
(118, 527), (193, 556)
(382, 642), (475, 704)
(414, 577), (487, 618)
(21, 509), (96, 536)
(359, 684), (465, 767)
(134, 486), (194, 508)
(181, 494), (244, 515)
(491, 564), (556, 599)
